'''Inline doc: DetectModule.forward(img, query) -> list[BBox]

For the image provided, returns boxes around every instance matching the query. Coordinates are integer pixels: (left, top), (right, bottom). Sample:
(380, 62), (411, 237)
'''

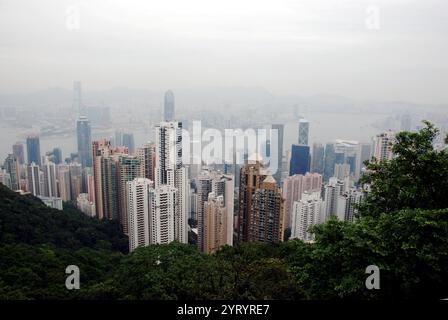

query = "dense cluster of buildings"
(0, 82), (400, 253)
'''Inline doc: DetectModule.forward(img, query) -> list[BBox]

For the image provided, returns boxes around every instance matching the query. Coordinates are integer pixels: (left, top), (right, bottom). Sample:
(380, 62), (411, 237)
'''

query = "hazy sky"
(1, 0), (447, 104)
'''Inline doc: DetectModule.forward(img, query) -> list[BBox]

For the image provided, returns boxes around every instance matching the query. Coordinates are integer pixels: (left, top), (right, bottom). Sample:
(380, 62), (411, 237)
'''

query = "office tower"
(401, 114), (412, 131)
(3, 154), (20, 191)
(26, 135), (41, 165)
(291, 191), (324, 242)
(164, 90), (175, 121)
(334, 163), (351, 180)
(196, 170), (234, 252)
(148, 185), (177, 245)
(137, 143), (156, 181)
(337, 188), (364, 222)
(356, 143), (372, 180)
(122, 133), (135, 154)
(77, 116), (92, 167)
(57, 164), (71, 201)
(282, 173), (323, 229)
(27, 162), (41, 196)
(76, 193), (96, 217)
(69, 162), (83, 201)
(298, 118), (310, 146)
(117, 155), (140, 234)
(311, 143), (325, 174)
(237, 160), (267, 242)
(92, 140), (128, 220)
(0, 169), (11, 189)
(73, 81), (84, 115)
(42, 160), (57, 198)
(323, 143), (336, 181)
(323, 177), (350, 219)
(46, 148), (62, 165)
(12, 143), (25, 165)
(373, 131), (395, 161)
(249, 175), (284, 243)
(289, 144), (310, 176)
(127, 178), (153, 252)
(155, 121), (189, 244)
(203, 193), (229, 254)
(271, 124), (284, 185)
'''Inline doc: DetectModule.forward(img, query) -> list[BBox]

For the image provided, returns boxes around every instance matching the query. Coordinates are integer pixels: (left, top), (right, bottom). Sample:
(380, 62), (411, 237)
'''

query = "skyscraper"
(26, 135), (41, 165)
(12, 143), (25, 165)
(42, 160), (57, 198)
(237, 160), (267, 243)
(117, 154), (140, 234)
(203, 193), (229, 254)
(323, 177), (349, 219)
(334, 163), (351, 180)
(77, 116), (92, 167)
(27, 162), (41, 196)
(57, 164), (71, 201)
(69, 162), (83, 201)
(289, 144), (310, 176)
(155, 121), (189, 244)
(148, 185), (177, 245)
(115, 131), (135, 154)
(196, 169), (234, 252)
(356, 143), (372, 180)
(282, 173), (322, 229)
(92, 140), (128, 220)
(137, 142), (156, 181)
(336, 188), (364, 222)
(127, 178), (153, 252)
(3, 154), (20, 190)
(373, 131), (395, 161)
(249, 175), (284, 243)
(298, 118), (309, 146)
(271, 124), (284, 185)
(291, 191), (324, 242)
(164, 90), (175, 121)
(311, 143), (325, 174)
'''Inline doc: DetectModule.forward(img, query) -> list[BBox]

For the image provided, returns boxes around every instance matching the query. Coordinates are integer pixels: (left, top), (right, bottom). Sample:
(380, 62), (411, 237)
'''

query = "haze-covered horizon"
(1, 0), (448, 105)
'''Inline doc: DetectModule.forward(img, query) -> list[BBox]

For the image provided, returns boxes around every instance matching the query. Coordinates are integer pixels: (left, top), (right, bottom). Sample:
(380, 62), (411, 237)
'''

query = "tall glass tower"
(77, 116), (92, 167)
(26, 135), (41, 165)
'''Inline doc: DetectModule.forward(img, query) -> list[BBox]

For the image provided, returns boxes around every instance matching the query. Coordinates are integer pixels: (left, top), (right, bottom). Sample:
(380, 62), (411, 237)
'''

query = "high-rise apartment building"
(373, 131), (395, 161)
(249, 175), (284, 243)
(291, 191), (324, 242)
(27, 162), (41, 196)
(3, 154), (20, 191)
(137, 142), (156, 181)
(282, 173), (322, 229)
(42, 160), (57, 198)
(196, 169), (234, 252)
(148, 185), (177, 245)
(203, 193), (229, 254)
(127, 178), (153, 252)
(155, 121), (189, 244)
(57, 164), (71, 201)
(117, 154), (140, 234)
(237, 160), (267, 242)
